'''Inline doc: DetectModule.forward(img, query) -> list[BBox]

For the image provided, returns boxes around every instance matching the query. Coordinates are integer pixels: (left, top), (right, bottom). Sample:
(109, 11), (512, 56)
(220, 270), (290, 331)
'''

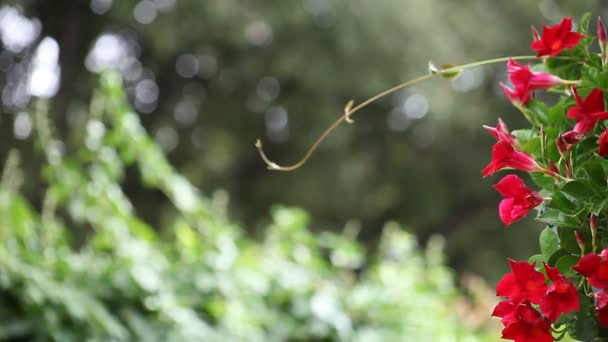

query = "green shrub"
(0, 74), (497, 341)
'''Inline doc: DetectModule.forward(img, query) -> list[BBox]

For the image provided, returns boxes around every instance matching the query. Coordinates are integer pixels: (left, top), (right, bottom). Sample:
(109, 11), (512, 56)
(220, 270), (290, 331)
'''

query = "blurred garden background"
(0, 0), (604, 340)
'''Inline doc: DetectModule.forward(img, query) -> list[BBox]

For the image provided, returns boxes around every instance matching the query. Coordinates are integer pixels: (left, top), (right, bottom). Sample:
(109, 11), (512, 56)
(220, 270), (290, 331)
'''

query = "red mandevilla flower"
(499, 302), (553, 342)
(539, 264), (580, 322)
(567, 88), (608, 134)
(573, 248), (608, 289)
(482, 141), (542, 177)
(501, 59), (564, 105)
(530, 16), (585, 57)
(496, 259), (548, 304)
(492, 300), (519, 325)
(483, 118), (515, 144)
(599, 128), (608, 156)
(596, 291), (608, 328)
(493, 174), (543, 226)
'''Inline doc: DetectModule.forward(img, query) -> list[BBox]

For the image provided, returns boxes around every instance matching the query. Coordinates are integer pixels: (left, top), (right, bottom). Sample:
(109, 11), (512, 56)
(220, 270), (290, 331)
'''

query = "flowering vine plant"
(256, 13), (608, 342)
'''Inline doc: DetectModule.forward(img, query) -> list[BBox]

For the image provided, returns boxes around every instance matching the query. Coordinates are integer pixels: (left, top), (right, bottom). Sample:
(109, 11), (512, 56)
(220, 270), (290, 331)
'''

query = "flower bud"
(549, 161), (559, 175)
(591, 214), (599, 236)
(557, 135), (569, 155)
(531, 25), (541, 41)
(599, 17), (608, 67)
(599, 17), (607, 46)
(561, 131), (583, 144)
(575, 231), (586, 252)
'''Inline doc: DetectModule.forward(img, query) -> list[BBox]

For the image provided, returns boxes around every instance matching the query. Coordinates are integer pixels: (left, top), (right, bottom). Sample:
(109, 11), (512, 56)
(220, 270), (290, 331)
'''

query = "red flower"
(572, 249), (608, 289)
(496, 259), (548, 304)
(596, 291), (608, 328)
(539, 264), (580, 322)
(567, 88), (608, 134)
(499, 302), (553, 342)
(482, 141), (542, 177)
(530, 17), (585, 57)
(493, 175), (543, 226)
(501, 58), (564, 105)
(483, 118), (515, 144)
(492, 300), (519, 325)
(599, 129), (608, 156)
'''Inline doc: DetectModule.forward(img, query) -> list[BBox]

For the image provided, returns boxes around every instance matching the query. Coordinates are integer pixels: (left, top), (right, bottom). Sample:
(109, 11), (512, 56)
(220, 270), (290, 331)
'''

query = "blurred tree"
(0, 0), (604, 282)
(0, 75), (500, 340)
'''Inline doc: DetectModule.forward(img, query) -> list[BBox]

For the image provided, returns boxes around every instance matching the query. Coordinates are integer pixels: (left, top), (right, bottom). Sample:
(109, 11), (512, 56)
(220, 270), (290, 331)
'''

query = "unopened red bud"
(591, 214), (599, 235)
(599, 17), (607, 44)
(575, 231), (586, 252)
(549, 161), (559, 175)
(599, 129), (608, 156)
(561, 131), (583, 144)
(531, 25), (541, 41)
(599, 17), (608, 68)
(557, 135), (569, 155)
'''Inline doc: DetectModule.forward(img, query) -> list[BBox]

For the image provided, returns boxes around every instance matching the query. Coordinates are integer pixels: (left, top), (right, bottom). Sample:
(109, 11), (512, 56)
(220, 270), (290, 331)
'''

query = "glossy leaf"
(537, 209), (580, 229)
(558, 227), (582, 255)
(539, 226), (559, 256)
(555, 255), (579, 277)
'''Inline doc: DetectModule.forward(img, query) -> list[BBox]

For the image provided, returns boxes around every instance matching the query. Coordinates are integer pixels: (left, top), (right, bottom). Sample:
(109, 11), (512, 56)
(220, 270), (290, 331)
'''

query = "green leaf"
(583, 156), (607, 187)
(592, 198), (608, 215)
(539, 227), (559, 256)
(524, 100), (550, 126)
(560, 180), (597, 204)
(558, 227), (581, 254)
(555, 255), (578, 276)
(537, 209), (580, 228)
(577, 12), (592, 34)
(530, 173), (554, 189)
(528, 254), (545, 267)
(546, 97), (574, 129)
(581, 64), (608, 92)
(547, 191), (574, 213)
(547, 248), (571, 267)
(545, 56), (583, 80)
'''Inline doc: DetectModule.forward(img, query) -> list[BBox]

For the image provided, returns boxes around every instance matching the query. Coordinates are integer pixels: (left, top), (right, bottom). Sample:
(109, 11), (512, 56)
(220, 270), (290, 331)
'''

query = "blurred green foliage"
(0, 0), (601, 282)
(0, 75), (498, 340)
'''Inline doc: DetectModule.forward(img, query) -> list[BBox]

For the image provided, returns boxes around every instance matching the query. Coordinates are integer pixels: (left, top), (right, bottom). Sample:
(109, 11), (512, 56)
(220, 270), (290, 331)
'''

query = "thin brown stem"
(255, 55), (578, 171)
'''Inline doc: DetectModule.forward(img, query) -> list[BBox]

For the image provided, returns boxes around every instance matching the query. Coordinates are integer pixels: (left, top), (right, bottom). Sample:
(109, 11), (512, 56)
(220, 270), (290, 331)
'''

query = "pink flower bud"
(591, 214), (599, 236)
(575, 231), (586, 252)
(557, 135), (569, 155)
(531, 26), (541, 41)
(549, 161), (559, 175)
(599, 16), (607, 44)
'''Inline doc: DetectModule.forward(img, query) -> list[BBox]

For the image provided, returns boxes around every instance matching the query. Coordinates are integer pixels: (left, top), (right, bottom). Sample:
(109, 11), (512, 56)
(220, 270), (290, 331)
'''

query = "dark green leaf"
(581, 64), (608, 92)
(547, 191), (574, 213)
(558, 227), (581, 254)
(547, 248), (571, 267)
(583, 156), (607, 187)
(568, 293), (599, 341)
(537, 209), (580, 228)
(524, 100), (550, 126)
(560, 180), (597, 203)
(545, 56), (583, 80)
(555, 255), (578, 276)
